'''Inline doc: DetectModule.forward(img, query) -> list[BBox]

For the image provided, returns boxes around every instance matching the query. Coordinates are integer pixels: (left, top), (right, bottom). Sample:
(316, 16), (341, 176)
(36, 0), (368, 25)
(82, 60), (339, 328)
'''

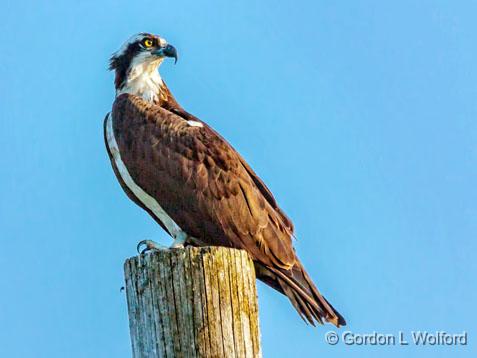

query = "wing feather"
(112, 93), (295, 268)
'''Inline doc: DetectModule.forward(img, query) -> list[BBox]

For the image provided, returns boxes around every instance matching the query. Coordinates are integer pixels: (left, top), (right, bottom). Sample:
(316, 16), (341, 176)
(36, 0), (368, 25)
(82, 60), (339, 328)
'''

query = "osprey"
(104, 33), (346, 327)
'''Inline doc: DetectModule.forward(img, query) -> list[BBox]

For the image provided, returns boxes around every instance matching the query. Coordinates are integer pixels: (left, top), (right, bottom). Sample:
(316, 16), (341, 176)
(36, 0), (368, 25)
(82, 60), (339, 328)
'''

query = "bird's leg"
(170, 232), (187, 249)
(137, 239), (167, 254)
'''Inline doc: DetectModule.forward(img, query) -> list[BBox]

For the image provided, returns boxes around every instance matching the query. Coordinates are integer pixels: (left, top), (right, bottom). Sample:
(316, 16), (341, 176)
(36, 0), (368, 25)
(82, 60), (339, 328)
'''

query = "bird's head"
(109, 33), (178, 95)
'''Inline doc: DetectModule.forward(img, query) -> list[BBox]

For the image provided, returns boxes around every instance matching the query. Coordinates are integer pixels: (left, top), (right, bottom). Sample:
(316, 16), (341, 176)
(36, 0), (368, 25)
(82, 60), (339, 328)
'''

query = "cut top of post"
(124, 246), (262, 358)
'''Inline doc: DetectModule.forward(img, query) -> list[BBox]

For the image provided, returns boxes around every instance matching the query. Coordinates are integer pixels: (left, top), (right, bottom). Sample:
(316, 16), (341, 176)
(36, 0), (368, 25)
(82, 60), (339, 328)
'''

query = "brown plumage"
(105, 33), (345, 327)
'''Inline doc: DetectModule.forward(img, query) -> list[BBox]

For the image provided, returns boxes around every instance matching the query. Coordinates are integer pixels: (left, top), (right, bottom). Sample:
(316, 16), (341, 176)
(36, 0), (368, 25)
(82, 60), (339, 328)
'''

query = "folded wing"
(111, 93), (296, 270)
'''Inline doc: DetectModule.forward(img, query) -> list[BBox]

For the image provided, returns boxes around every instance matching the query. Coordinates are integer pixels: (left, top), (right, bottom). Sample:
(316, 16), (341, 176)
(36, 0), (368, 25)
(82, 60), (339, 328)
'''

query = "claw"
(136, 240), (166, 254)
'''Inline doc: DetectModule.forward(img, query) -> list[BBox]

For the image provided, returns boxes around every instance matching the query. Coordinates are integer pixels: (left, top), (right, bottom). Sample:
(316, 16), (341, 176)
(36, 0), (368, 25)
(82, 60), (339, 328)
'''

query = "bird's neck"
(116, 61), (165, 103)
(115, 62), (182, 110)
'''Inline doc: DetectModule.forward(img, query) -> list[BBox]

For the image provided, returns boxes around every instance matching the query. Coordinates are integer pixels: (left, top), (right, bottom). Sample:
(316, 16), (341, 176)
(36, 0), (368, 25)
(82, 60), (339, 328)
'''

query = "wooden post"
(124, 246), (262, 358)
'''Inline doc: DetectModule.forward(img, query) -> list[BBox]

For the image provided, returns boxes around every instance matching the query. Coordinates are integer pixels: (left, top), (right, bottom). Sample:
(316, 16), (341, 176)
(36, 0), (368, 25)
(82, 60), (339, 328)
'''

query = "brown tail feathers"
(255, 261), (346, 327)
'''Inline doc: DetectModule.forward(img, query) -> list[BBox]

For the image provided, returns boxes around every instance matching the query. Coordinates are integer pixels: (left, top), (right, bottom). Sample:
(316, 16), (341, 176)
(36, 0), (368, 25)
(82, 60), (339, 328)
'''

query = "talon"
(136, 239), (165, 254)
(136, 240), (148, 254)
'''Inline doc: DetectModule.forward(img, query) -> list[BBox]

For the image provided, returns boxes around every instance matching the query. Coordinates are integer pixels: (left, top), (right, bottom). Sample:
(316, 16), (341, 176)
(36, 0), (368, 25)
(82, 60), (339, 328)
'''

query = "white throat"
(117, 55), (164, 102)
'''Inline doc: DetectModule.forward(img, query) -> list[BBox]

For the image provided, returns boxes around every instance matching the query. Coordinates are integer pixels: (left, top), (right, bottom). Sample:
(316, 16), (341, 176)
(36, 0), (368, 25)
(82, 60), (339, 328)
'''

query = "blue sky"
(0, 0), (475, 357)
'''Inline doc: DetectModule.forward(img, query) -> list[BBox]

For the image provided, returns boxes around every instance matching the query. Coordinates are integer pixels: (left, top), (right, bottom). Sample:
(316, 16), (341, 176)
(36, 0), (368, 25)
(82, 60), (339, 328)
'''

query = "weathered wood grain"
(124, 247), (262, 358)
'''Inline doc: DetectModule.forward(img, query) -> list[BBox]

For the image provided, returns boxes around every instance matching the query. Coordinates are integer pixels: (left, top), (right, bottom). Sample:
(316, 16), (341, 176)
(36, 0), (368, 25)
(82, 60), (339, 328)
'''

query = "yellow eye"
(143, 39), (153, 47)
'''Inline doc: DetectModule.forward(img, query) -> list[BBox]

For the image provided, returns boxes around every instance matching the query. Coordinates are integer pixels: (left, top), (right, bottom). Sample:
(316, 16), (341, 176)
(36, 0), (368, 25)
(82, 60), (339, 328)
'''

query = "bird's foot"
(170, 242), (185, 249)
(169, 233), (187, 249)
(137, 240), (167, 254)
(137, 233), (188, 254)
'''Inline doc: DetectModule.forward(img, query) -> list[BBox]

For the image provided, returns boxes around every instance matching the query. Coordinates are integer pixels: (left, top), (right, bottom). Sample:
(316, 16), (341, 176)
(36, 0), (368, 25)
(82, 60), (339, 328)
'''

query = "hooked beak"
(152, 44), (178, 64)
